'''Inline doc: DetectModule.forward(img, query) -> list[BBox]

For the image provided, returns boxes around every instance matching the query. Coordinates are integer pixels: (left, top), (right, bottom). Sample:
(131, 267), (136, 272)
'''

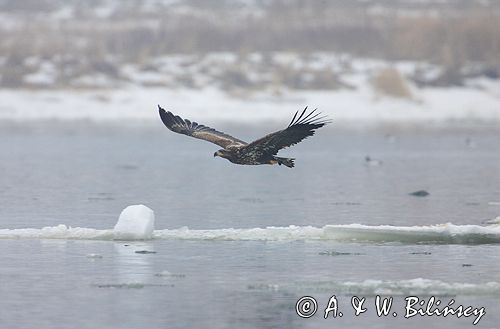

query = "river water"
(0, 121), (499, 329)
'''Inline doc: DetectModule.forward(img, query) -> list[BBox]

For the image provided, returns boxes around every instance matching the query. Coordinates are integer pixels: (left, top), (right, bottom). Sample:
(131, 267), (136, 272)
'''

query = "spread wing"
(241, 107), (330, 156)
(158, 106), (247, 149)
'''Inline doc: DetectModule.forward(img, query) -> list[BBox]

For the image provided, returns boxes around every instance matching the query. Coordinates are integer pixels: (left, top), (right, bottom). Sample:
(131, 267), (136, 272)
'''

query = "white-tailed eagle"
(158, 106), (330, 168)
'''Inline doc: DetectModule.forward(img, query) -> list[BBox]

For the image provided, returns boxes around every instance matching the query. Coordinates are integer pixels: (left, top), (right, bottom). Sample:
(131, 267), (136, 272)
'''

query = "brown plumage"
(158, 105), (330, 168)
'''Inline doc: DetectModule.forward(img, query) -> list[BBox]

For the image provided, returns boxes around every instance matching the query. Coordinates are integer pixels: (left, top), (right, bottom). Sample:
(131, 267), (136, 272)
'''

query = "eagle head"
(214, 149), (230, 159)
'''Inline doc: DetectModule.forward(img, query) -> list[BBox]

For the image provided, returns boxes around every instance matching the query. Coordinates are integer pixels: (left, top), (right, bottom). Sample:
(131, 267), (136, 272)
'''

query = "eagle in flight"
(158, 106), (330, 168)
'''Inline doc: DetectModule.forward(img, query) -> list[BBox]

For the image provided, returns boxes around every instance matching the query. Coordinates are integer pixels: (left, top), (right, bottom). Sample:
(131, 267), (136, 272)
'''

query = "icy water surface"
(0, 121), (499, 329)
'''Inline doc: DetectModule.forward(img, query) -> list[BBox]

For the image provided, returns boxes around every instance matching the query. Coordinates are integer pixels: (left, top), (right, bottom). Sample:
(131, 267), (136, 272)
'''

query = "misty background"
(0, 0), (499, 121)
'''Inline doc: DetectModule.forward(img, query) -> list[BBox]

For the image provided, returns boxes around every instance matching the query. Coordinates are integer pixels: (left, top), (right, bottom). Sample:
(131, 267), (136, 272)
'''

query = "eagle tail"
(275, 157), (295, 168)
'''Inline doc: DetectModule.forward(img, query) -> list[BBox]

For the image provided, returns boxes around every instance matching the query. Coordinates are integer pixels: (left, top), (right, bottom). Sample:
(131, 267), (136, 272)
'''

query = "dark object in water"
(410, 252), (432, 255)
(462, 264), (473, 267)
(365, 155), (383, 166)
(135, 250), (157, 254)
(409, 190), (429, 197)
(319, 250), (363, 256)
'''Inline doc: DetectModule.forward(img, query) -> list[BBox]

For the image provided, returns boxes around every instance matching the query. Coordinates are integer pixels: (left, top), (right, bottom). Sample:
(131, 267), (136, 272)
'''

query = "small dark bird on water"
(409, 190), (429, 197)
(365, 155), (383, 166)
(158, 106), (330, 168)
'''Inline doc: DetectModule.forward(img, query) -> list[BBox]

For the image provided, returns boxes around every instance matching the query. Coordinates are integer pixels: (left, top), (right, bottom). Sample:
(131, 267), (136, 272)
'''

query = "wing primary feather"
(288, 110), (299, 127)
(298, 114), (320, 125)
(312, 115), (327, 123)
(300, 110), (332, 126)
(296, 109), (317, 125)
(174, 115), (184, 126)
(159, 108), (175, 128)
(290, 107), (307, 127)
(312, 114), (332, 125)
(305, 111), (321, 122)
(296, 107), (308, 124)
(286, 107), (332, 128)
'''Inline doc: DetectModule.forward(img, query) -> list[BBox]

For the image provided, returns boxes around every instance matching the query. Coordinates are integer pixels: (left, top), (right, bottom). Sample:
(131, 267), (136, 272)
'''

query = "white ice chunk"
(114, 205), (155, 240)
(485, 216), (500, 225)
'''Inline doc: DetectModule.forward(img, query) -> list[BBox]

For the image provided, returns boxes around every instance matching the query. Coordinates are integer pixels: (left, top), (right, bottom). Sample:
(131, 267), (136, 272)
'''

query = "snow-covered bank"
(0, 83), (499, 124)
(1, 52), (499, 124)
